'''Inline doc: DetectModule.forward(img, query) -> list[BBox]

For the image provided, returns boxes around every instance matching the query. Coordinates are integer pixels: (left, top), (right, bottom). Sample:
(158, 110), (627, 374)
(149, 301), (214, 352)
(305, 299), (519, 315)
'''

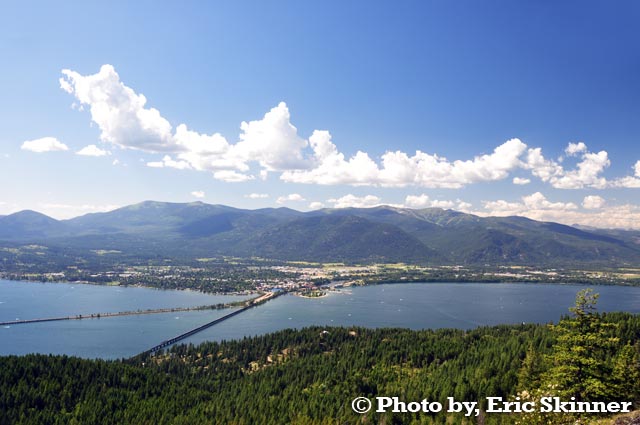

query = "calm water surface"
(182, 282), (640, 346)
(1, 280), (639, 359)
(0, 280), (251, 358)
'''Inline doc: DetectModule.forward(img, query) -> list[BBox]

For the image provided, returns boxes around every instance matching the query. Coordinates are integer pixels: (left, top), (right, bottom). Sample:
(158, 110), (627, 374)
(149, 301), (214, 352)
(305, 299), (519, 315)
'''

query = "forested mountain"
(1, 201), (640, 266)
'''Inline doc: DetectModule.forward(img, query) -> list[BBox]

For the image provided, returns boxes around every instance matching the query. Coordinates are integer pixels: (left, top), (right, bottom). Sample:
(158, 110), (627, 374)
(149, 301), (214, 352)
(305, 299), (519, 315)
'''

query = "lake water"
(1, 280), (639, 359)
(0, 280), (252, 359)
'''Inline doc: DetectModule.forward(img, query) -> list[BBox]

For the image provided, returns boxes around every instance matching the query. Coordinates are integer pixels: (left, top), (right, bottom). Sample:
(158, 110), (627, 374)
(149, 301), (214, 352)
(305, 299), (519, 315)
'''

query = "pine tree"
(517, 344), (545, 391)
(543, 289), (619, 401)
(611, 343), (640, 402)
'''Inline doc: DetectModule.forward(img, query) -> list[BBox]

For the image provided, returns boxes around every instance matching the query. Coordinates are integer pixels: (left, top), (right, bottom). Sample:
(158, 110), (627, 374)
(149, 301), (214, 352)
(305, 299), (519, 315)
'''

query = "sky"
(1, 1), (640, 229)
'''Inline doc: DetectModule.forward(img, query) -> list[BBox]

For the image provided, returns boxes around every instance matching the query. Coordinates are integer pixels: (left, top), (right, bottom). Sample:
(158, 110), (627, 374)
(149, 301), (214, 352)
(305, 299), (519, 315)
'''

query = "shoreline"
(0, 277), (257, 297)
(2, 276), (640, 295)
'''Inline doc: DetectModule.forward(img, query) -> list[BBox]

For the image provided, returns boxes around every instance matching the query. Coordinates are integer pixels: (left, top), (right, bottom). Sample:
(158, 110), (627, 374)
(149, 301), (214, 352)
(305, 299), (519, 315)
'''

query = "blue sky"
(1, 1), (640, 228)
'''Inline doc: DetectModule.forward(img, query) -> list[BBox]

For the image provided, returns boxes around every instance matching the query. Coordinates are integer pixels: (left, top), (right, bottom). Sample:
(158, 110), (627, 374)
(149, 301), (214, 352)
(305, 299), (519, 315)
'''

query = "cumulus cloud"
(147, 155), (191, 170)
(404, 194), (455, 209)
(525, 147), (564, 182)
(473, 192), (640, 229)
(309, 201), (324, 210)
(582, 195), (605, 210)
(282, 135), (528, 188)
(172, 124), (238, 171)
(76, 144), (111, 156)
(524, 143), (610, 189)
(456, 201), (473, 212)
(234, 102), (308, 171)
(523, 192), (578, 210)
(61, 65), (176, 152)
(552, 150), (610, 189)
(610, 160), (640, 188)
(244, 193), (269, 199)
(213, 170), (254, 182)
(565, 142), (587, 156)
(327, 194), (382, 208)
(60, 65), (640, 191)
(190, 191), (205, 199)
(280, 130), (380, 186)
(21, 137), (69, 153)
(483, 192), (578, 217)
(61, 65), (305, 179)
(512, 177), (531, 185)
(276, 193), (306, 204)
(479, 196), (640, 230)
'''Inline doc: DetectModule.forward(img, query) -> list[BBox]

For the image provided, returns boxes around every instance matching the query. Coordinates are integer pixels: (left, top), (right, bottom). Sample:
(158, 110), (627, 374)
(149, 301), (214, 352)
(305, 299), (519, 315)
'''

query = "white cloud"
(525, 147), (564, 182)
(191, 191), (205, 199)
(522, 192), (578, 210)
(565, 142), (587, 156)
(309, 201), (325, 209)
(213, 170), (254, 182)
(483, 192), (577, 217)
(610, 160), (640, 188)
(472, 192), (640, 229)
(233, 102), (308, 171)
(112, 159), (120, 166)
(456, 201), (473, 212)
(276, 193), (306, 204)
(482, 199), (523, 214)
(280, 130), (380, 186)
(430, 199), (456, 208)
(610, 177), (640, 188)
(404, 194), (454, 209)
(244, 193), (269, 199)
(76, 144), (111, 156)
(60, 65), (176, 152)
(21, 137), (69, 153)
(524, 143), (610, 189)
(282, 135), (528, 188)
(479, 198), (640, 230)
(147, 155), (191, 170)
(582, 195), (605, 210)
(60, 65), (640, 191)
(172, 124), (234, 170)
(512, 177), (531, 185)
(551, 150), (610, 189)
(61, 65), (309, 179)
(327, 194), (381, 208)
(404, 194), (432, 208)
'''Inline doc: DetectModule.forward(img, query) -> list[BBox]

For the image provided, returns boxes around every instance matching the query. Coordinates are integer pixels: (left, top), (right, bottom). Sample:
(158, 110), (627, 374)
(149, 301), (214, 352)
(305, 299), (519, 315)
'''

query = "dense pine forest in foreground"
(1, 290), (639, 424)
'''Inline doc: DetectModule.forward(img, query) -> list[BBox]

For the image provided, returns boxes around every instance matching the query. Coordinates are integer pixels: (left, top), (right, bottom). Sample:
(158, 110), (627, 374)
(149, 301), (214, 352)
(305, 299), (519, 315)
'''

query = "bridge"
(0, 303), (239, 327)
(138, 291), (280, 357)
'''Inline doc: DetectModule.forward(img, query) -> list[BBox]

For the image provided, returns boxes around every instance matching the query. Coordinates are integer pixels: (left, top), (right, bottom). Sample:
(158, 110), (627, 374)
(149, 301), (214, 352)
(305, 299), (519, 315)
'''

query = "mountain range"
(1, 201), (639, 266)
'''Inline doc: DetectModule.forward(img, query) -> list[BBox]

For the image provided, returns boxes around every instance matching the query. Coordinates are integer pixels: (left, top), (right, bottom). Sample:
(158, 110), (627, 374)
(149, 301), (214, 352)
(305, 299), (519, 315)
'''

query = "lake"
(2, 280), (639, 359)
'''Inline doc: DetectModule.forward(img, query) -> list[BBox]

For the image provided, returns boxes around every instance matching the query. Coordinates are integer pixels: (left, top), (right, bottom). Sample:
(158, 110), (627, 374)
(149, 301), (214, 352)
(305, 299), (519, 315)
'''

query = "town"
(2, 255), (639, 294)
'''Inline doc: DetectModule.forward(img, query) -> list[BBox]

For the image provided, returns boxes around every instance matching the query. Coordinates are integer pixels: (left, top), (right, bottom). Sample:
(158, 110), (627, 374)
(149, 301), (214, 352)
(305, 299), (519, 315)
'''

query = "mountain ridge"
(1, 201), (639, 266)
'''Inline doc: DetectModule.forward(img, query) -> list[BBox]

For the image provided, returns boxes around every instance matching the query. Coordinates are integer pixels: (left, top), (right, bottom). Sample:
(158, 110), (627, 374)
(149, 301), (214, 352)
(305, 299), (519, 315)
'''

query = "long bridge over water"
(1, 289), (283, 357)
(0, 303), (239, 326)
(138, 291), (279, 357)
